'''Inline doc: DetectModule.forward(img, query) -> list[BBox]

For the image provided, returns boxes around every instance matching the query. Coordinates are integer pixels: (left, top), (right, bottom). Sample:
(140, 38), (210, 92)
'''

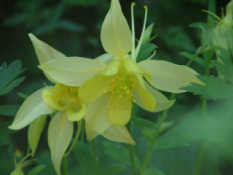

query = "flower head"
(39, 0), (202, 143)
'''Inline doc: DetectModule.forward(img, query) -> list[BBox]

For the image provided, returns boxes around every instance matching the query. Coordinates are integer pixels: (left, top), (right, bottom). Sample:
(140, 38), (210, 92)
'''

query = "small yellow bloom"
(40, 0), (202, 143)
(9, 34), (87, 175)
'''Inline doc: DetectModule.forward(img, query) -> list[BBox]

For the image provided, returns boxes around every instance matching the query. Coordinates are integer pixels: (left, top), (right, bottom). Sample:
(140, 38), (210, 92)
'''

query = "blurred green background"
(1, 0), (232, 175)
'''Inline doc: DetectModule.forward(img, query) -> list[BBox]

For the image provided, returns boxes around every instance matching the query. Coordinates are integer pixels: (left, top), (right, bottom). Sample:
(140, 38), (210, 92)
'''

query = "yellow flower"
(8, 34), (89, 175)
(39, 0), (202, 144)
(9, 33), (135, 174)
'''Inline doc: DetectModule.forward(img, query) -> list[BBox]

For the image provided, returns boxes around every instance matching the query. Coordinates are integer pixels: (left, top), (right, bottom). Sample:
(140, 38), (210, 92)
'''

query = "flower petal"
(48, 111), (73, 175)
(85, 96), (111, 140)
(29, 33), (65, 83)
(100, 0), (132, 58)
(136, 82), (175, 112)
(102, 126), (135, 145)
(103, 59), (121, 76)
(67, 101), (86, 121)
(107, 104), (131, 126)
(79, 75), (112, 103)
(39, 57), (106, 86)
(28, 33), (65, 64)
(138, 60), (204, 93)
(9, 87), (54, 130)
(42, 88), (67, 111)
(132, 74), (156, 112)
(28, 115), (47, 156)
(96, 53), (115, 64)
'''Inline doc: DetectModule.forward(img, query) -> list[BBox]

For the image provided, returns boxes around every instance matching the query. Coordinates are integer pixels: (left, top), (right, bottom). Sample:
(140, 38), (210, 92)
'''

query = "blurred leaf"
(184, 76), (233, 100)
(67, 0), (98, 7)
(0, 105), (20, 117)
(26, 165), (46, 175)
(142, 23), (157, 45)
(103, 142), (141, 167)
(100, 164), (126, 175)
(179, 51), (205, 66)
(142, 168), (166, 175)
(73, 141), (95, 175)
(164, 27), (195, 52)
(54, 20), (84, 32)
(0, 60), (25, 96)
(153, 124), (204, 150)
(132, 117), (156, 129)
(137, 43), (158, 62)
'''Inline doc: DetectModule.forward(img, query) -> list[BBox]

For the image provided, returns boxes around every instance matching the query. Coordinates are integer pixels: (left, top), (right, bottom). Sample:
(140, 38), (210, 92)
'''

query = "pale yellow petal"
(138, 60), (204, 93)
(79, 75), (112, 103)
(132, 74), (156, 112)
(48, 111), (73, 175)
(39, 57), (106, 86)
(103, 59), (121, 76)
(100, 0), (132, 58)
(67, 101), (86, 121)
(96, 53), (115, 64)
(123, 57), (144, 74)
(28, 33), (65, 64)
(28, 115), (47, 156)
(107, 104), (131, 126)
(9, 87), (54, 130)
(42, 88), (67, 111)
(29, 33), (65, 83)
(102, 126), (135, 145)
(85, 96), (111, 140)
(144, 83), (175, 112)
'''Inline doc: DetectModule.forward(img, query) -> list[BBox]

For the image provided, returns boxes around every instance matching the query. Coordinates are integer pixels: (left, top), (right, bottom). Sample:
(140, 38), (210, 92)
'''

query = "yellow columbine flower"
(9, 33), (135, 174)
(39, 0), (202, 143)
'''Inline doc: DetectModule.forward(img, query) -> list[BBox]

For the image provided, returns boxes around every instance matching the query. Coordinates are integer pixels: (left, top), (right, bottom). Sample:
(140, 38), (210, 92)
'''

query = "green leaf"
(184, 76), (233, 100)
(142, 168), (166, 175)
(54, 20), (84, 32)
(132, 117), (156, 129)
(28, 115), (47, 156)
(73, 141), (95, 175)
(103, 142), (141, 167)
(100, 164), (126, 175)
(137, 43), (157, 62)
(142, 23), (157, 45)
(67, 0), (98, 7)
(0, 60), (25, 96)
(26, 165), (46, 175)
(0, 105), (20, 116)
(179, 51), (205, 66)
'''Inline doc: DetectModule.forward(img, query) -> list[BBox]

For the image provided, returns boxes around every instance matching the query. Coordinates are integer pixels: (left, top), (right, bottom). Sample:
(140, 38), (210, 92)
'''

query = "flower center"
(43, 83), (81, 111)
(105, 74), (136, 109)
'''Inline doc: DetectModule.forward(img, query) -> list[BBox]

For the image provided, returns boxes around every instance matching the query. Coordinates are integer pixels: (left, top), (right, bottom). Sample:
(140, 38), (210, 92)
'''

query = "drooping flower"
(8, 34), (115, 175)
(39, 0), (203, 142)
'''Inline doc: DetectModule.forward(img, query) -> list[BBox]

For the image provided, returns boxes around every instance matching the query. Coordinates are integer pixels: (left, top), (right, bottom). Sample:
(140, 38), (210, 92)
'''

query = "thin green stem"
(64, 121), (82, 157)
(63, 156), (68, 175)
(128, 120), (137, 175)
(92, 139), (99, 175)
(195, 44), (212, 175)
(140, 94), (175, 173)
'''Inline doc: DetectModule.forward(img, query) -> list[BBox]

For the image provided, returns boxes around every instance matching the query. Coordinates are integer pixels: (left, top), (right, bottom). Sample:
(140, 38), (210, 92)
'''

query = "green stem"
(128, 120), (137, 175)
(63, 156), (68, 175)
(92, 139), (99, 175)
(140, 94), (176, 173)
(64, 121), (82, 157)
(195, 142), (208, 175)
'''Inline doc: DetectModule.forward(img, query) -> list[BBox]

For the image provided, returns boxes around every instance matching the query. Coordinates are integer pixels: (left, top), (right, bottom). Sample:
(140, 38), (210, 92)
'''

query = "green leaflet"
(0, 60), (25, 96)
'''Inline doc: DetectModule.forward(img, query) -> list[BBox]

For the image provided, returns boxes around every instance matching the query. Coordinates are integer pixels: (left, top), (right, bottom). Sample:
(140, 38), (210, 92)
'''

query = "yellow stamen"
(131, 2), (136, 60)
(104, 74), (136, 110)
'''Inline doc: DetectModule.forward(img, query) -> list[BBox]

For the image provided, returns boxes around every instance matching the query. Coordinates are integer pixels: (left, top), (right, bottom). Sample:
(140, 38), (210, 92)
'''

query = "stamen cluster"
(105, 74), (136, 110)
